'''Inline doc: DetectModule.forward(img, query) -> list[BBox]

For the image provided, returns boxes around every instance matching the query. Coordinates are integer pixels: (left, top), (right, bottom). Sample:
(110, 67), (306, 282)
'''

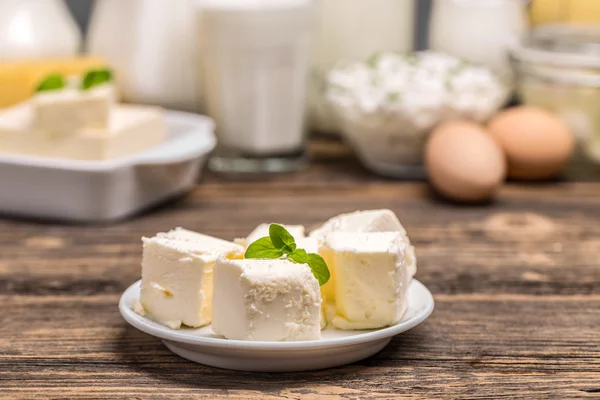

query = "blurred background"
(62, 0), (433, 49)
(66, 0), (433, 49)
(0, 0), (599, 222)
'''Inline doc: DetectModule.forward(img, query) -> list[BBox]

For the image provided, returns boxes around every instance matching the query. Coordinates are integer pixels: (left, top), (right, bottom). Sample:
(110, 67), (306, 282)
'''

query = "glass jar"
(511, 25), (600, 163)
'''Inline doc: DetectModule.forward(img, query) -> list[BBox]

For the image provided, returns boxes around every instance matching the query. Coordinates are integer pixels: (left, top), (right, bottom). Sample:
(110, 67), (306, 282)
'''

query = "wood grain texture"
(1, 138), (600, 399)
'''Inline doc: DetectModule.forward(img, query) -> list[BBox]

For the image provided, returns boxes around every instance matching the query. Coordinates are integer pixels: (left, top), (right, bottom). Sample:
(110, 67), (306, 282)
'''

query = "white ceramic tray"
(0, 111), (216, 222)
(119, 279), (434, 372)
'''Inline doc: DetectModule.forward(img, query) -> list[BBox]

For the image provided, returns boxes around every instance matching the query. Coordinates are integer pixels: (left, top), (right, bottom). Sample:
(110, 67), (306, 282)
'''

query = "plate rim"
(119, 279), (435, 351)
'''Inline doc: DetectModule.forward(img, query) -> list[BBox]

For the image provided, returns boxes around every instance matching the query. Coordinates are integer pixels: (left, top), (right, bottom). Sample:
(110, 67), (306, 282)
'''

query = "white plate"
(0, 111), (216, 222)
(119, 279), (434, 372)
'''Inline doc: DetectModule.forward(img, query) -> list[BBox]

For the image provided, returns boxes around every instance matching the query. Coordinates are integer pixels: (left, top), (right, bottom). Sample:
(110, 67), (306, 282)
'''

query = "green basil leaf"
(307, 253), (330, 286)
(35, 73), (66, 93)
(81, 68), (113, 90)
(244, 237), (284, 259)
(366, 52), (381, 68)
(269, 224), (296, 254)
(289, 248), (308, 264)
(246, 225), (330, 286)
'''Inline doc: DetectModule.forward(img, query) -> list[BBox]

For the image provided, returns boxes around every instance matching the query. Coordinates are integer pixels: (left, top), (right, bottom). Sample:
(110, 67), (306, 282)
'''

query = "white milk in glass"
(199, 0), (315, 173)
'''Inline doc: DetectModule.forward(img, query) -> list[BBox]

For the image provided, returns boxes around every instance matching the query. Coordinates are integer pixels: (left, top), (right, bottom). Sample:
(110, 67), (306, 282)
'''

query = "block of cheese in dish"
(33, 84), (116, 138)
(139, 228), (244, 329)
(310, 209), (417, 279)
(0, 103), (166, 161)
(0, 57), (108, 109)
(235, 223), (305, 248)
(212, 257), (322, 341)
(320, 232), (410, 330)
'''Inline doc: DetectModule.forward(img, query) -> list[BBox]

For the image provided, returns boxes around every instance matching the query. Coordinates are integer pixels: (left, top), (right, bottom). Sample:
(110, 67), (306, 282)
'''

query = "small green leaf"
(35, 73), (66, 93)
(269, 224), (296, 254)
(245, 224), (330, 286)
(289, 248), (308, 264)
(307, 253), (330, 286)
(245, 237), (284, 259)
(366, 52), (381, 68)
(386, 92), (401, 103)
(81, 68), (113, 90)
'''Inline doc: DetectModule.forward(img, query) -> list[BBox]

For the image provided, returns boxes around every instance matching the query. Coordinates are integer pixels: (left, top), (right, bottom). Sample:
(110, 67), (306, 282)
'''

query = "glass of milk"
(199, 0), (315, 174)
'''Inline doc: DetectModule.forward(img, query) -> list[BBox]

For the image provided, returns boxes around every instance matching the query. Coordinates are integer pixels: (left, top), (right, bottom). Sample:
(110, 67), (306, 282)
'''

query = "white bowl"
(119, 279), (435, 372)
(0, 111), (216, 222)
(341, 119), (428, 179)
(327, 51), (510, 179)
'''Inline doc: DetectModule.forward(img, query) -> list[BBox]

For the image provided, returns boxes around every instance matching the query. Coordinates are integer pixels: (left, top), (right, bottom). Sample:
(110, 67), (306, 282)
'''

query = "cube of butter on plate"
(235, 223), (305, 248)
(310, 209), (417, 279)
(33, 85), (116, 138)
(320, 232), (410, 330)
(139, 228), (244, 329)
(212, 258), (322, 341)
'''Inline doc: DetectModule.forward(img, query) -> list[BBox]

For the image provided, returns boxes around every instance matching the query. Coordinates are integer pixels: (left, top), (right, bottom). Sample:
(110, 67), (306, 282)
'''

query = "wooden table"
(2, 139), (600, 399)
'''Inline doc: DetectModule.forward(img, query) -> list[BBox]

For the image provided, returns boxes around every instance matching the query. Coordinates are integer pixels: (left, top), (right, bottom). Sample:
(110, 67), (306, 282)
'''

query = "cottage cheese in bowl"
(326, 51), (507, 177)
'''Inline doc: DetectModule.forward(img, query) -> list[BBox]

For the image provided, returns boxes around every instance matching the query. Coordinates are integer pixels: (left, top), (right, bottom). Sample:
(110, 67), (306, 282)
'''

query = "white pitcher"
(0, 0), (81, 61)
(429, 0), (528, 82)
(87, 0), (202, 112)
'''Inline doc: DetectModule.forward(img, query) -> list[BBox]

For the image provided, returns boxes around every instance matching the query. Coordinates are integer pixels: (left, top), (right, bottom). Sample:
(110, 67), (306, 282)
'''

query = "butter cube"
(310, 209), (417, 278)
(320, 232), (410, 330)
(139, 228), (244, 329)
(212, 258), (322, 341)
(296, 236), (319, 254)
(33, 85), (116, 138)
(309, 209), (407, 238)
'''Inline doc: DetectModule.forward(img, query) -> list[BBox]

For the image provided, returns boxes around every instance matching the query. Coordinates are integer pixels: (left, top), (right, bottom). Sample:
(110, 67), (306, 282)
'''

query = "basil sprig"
(81, 68), (113, 90)
(245, 224), (330, 286)
(35, 68), (113, 94)
(35, 73), (66, 93)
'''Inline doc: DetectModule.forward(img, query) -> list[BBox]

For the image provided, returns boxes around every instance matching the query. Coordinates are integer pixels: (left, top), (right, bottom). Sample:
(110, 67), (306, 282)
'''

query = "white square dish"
(0, 111), (216, 222)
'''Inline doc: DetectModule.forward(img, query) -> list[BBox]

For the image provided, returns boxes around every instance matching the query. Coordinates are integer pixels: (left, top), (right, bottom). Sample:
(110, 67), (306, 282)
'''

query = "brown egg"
(425, 121), (506, 203)
(487, 107), (575, 180)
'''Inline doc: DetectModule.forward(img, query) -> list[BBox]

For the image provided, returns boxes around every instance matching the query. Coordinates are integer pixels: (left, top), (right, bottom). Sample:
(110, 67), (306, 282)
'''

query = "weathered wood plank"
(2, 295), (600, 398)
